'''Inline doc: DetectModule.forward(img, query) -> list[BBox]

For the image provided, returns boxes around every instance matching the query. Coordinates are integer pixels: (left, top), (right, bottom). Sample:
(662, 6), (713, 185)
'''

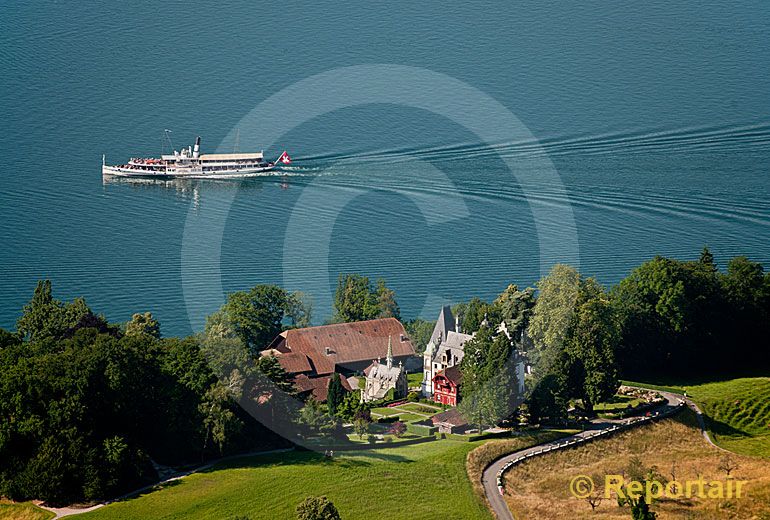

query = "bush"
(388, 421), (407, 438)
(407, 391), (420, 402)
(406, 422), (438, 437)
(296, 495), (341, 520)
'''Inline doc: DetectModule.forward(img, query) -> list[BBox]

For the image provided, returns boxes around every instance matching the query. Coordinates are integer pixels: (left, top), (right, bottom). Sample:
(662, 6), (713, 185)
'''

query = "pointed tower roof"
(429, 305), (455, 347)
(386, 335), (393, 369)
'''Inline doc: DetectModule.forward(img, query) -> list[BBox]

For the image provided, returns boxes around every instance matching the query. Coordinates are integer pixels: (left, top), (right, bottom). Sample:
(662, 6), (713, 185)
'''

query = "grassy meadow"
(78, 440), (498, 520)
(75, 428), (572, 520)
(503, 411), (770, 520)
(624, 376), (770, 458)
(8, 378), (767, 519)
(0, 500), (54, 520)
(686, 377), (770, 458)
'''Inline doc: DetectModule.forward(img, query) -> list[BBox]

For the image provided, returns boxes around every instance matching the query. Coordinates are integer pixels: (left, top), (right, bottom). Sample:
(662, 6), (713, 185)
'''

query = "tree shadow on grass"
(201, 445), (414, 474)
(704, 416), (750, 440)
(107, 478), (184, 504)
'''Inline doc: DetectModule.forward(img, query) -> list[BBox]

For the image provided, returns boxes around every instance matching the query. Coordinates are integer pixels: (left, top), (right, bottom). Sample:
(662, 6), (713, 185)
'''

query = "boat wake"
(295, 121), (770, 166)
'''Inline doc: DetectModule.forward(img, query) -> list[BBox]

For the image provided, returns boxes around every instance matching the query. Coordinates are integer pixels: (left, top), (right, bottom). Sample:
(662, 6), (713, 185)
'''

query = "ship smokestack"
(193, 136), (201, 159)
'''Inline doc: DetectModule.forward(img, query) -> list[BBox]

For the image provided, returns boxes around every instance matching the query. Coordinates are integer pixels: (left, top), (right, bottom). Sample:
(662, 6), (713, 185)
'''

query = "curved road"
(481, 390), (692, 520)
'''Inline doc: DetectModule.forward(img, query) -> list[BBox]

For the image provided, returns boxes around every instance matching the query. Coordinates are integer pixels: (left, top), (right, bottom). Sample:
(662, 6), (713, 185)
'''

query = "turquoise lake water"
(2, 1), (769, 335)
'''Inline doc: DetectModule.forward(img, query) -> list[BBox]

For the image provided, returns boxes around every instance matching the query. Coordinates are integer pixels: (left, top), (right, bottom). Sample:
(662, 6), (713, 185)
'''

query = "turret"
(193, 136), (201, 159)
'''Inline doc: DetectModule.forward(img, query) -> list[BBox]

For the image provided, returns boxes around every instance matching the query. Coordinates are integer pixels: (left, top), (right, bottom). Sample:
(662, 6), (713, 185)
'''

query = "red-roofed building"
(430, 407), (470, 434)
(261, 318), (416, 402)
(264, 318), (415, 376)
(432, 365), (462, 406)
(294, 374), (353, 402)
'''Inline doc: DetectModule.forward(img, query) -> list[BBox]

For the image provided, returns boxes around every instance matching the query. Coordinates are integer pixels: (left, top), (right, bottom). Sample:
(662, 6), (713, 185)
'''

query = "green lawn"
(625, 377), (770, 458)
(397, 403), (441, 414)
(593, 394), (643, 412)
(370, 406), (397, 417)
(0, 500), (54, 520)
(685, 377), (770, 458)
(621, 379), (687, 395)
(407, 372), (423, 387)
(391, 412), (424, 423)
(370, 404), (437, 423)
(80, 441), (495, 520)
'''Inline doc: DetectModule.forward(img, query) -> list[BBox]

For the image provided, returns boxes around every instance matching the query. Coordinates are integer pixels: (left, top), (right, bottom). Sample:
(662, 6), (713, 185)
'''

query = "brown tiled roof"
(437, 365), (463, 385)
(276, 352), (313, 373)
(431, 407), (468, 427)
(294, 374), (352, 402)
(265, 318), (415, 376)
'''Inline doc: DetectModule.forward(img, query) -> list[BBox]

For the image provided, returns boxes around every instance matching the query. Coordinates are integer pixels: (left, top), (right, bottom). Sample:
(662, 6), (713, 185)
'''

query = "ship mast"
(161, 129), (174, 156)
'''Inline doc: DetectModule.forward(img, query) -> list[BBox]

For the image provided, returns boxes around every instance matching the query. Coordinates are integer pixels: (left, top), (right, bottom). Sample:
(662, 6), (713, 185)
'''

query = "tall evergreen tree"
(326, 373), (345, 416)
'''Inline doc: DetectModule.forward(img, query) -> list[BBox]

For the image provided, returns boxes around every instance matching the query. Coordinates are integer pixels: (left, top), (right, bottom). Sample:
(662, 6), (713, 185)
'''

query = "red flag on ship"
(277, 151), (292, 164)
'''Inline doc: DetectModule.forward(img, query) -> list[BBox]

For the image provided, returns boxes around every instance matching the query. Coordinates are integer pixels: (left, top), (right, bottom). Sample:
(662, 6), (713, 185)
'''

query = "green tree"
(459, 327), (521, 430)
(526, 373), (567, 424)
(326, 373), (346, 416)
(610, 255), (724, 377)
(528, 265), (583, 355)
(404, 318), (433, 354)
(199, 383), (239, 456)
(296, 495), (342, 520)
(16, 281), (113, 342)
(336, 390), (366, 421)
(561, 298), (620, 415)
(333, 274), (378, 322)
(285, 291), (313, 328)
(16, 280), (63, 341)
(352, 408), (371, 440)
(333, 274), (399, 323)
(124, 312), (160, 339)
(459, 368), (516, 431)
(297, 399), (334, 437)
(220, 285), (288, 354)
(494, 284), (536, 342)
(204, 308), (237, 339)
(0, 328), (20, 349)
(617, 458), (662, 520)
(453, 297), (498, 334)
(256, 355), (295, 394)
(699, 246), (717, 272)
(375, 279), (400, 319)
(723, 256), (765, 310)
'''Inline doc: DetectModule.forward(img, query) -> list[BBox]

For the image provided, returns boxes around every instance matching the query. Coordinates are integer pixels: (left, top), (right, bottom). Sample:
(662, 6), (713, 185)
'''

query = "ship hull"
(102, 164), (276, 179)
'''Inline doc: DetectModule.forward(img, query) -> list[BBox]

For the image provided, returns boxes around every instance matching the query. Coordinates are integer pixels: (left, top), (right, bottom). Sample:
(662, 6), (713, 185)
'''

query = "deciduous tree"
(124, 312), (160, 339)
(296, 495), (342, 520)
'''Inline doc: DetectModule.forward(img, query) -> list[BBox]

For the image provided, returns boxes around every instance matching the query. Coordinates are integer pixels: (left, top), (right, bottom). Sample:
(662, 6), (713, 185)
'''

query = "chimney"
(455, 314), (461, 334)
(192, 136), (201, 159)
